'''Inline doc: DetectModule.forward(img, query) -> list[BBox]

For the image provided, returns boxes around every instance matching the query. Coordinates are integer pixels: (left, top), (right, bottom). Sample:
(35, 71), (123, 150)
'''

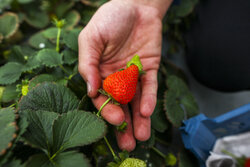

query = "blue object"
(180, 103), (250, 167)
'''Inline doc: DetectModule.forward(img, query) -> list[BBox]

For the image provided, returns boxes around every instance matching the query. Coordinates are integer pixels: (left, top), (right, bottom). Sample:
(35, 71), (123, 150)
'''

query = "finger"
(92, 95), (125, 125)
(140, 70), (158, 117)
(78, 28), (104, 98)
(131, 85), (151, 141)
(115, 105), (136, 152)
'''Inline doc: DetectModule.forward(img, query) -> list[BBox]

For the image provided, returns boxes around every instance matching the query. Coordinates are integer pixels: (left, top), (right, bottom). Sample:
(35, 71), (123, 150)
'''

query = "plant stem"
(95, 97), (117, 160)
(8, 103), (16, 108)
(96, 97), (112, 117)
(58, 64), (70, 75)
(49, 146), (64, 161)
(152, 146), (166, 159)
(104, 136), (117, 159)
(56, 27), (61, 52)
(221, 150), (237, 159)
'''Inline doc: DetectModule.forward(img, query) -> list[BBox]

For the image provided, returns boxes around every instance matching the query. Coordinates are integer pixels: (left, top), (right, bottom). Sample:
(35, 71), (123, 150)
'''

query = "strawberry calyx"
(116, 122), (128, 132)
(98, 89), (120, 105)
(126, 55), (145, 75)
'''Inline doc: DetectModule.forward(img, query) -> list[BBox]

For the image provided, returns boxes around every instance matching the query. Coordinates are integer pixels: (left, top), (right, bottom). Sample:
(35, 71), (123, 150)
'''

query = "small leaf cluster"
(163, 0), (199, 56)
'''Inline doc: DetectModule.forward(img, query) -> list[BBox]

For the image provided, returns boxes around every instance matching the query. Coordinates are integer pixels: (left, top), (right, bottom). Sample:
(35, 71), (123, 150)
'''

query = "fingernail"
(87, 82), (92, 95)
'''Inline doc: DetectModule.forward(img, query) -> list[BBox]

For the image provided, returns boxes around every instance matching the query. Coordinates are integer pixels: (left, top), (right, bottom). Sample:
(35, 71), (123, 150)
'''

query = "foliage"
(0, 0), (199, 166)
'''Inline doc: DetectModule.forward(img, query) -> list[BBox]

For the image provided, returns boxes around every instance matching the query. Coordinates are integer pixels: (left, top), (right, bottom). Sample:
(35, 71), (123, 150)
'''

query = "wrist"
(124, 0), (173, 19)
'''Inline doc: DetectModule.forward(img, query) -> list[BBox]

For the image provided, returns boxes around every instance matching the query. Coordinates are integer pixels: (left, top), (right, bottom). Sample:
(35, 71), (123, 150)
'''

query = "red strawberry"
(103, 65), (139, 104)
(245, 158), (250, 167)
(102, 55), (143, 104)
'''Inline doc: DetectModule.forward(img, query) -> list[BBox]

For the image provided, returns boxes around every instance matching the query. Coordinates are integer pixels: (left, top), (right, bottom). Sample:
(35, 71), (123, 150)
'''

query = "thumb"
(78, 29), (103, 98)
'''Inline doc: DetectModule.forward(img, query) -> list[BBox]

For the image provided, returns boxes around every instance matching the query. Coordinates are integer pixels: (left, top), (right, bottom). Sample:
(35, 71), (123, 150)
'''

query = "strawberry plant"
(0, 0), (200, 166)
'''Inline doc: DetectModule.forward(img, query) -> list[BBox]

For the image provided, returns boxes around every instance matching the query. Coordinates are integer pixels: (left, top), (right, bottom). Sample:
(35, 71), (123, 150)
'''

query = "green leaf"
(17, 0), (33, 4)
(0, 108), (16, 155)
(18, 82), (79, 114)
(171, 0), (198, 18)
(4, 159), (24, 167)
(1, 84), (19, 103)
(22, 110), (58, 151)
(28, 31), (54, 49)
(42, 27), (58, 39)
(164, 89), (185, 127)
(164, 75), (199, 127)
(9, 46), (26, 64)
(63, 30), (80, 52)
(20, 45), (37, 57)
(81, 8), (96, 25)
(17, 116), (28, 140)
(29, 74), (57, 90)
(25, 153), (52, 167)
(0, 12), (19, 39)
(64, 10), (81, 30)
(0, 62), (23, 85)
(0, 117), (28, 166)
(22, 110), (106, 158)
(151, 100), (168, 132)
(23, 55), (42, 72)
(52, 110), (106, 153)
(37, 49), (63, 67)
(26, 151), (91, 167)
(0, 0), (13, 10)
(62, 49), (77, 65)
(24, 10), (49, 29)
(55, 1), (75, 18)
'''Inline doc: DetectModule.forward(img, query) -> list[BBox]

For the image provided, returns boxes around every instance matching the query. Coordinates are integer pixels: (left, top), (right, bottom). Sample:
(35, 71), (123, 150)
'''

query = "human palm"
(78, 0), (163, 151)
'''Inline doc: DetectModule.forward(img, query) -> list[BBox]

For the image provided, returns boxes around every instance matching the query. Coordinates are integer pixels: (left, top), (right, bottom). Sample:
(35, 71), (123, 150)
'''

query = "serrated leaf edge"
(0, 108), (19, 156)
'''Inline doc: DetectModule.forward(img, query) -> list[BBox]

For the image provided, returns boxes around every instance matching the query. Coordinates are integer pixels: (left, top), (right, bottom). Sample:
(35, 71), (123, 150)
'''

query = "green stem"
(8, 103), (16, 108)
(56, 27), (61, 52)
(49, 146), (64, 161)
(104, 136), (117, 159)
(59, 64), (70, 75)
(95, 97), (117, 160)
(221, 150), (237, 159)
(96, 97), (112, 117)
(152, 146), (166, 159)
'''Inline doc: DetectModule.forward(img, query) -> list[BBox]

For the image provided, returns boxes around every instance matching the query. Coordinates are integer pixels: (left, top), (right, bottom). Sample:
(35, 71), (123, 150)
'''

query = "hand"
(78, 0), (164, 151)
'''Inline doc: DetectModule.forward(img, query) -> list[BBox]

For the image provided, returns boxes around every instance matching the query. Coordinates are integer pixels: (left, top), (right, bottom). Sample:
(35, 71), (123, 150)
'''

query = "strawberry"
(102, 55), (143, 105)
(119, 158), (146, 167)
(245, 158), (250, 167)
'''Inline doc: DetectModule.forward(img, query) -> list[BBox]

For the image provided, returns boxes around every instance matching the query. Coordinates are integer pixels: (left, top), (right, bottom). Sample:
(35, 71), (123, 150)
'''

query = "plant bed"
(0, 0), (200, 166)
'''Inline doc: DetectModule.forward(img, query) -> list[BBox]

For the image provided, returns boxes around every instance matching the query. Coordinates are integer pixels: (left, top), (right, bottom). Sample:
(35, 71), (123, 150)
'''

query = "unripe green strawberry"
(119, 158), (146, 167)
(102, 55), (143, 104)
(103, 65), (139, 104)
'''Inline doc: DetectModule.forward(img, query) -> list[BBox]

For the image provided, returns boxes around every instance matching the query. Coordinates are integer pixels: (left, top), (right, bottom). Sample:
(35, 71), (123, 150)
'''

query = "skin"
(78, 0), (173, 152)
